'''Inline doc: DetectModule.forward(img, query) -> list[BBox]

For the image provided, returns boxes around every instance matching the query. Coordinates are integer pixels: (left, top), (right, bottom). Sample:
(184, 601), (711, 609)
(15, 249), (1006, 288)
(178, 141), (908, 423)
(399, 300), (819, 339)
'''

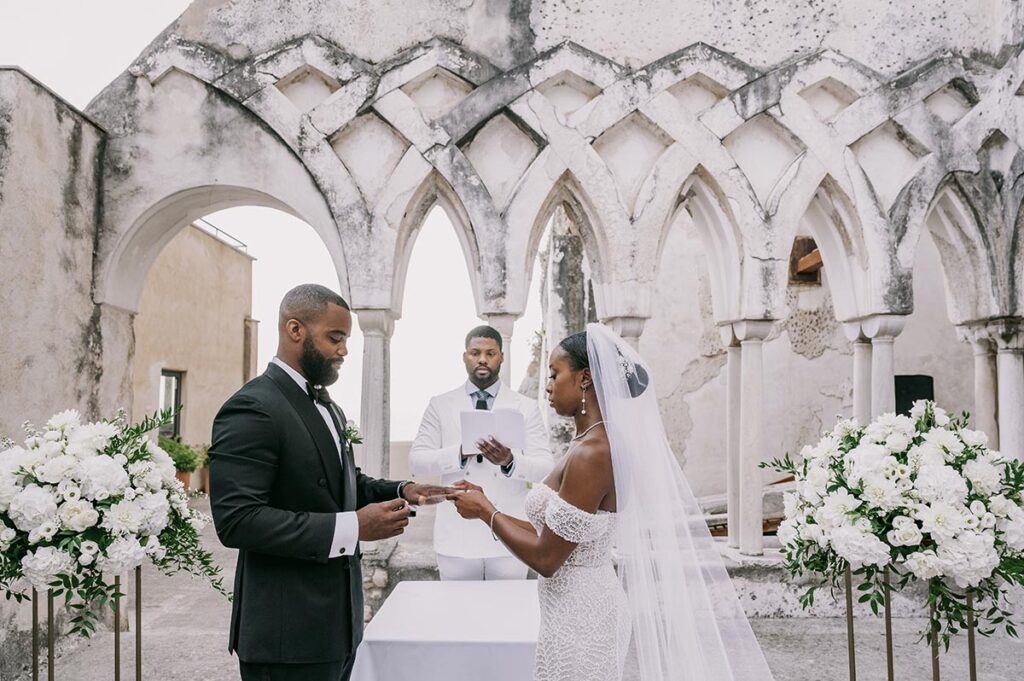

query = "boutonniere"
(343, 422), (363, 445)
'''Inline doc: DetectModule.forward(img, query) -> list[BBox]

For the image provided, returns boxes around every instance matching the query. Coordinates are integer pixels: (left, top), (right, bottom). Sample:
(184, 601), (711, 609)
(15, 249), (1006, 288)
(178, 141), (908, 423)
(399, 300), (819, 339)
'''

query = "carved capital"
(354, 309), (395, 338)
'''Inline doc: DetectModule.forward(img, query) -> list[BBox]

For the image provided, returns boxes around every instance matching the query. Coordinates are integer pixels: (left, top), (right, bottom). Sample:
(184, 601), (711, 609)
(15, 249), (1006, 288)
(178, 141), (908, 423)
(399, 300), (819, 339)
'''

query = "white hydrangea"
(21, 546), (75, 589)
(913, 465), (968, 505)
(78, 456), (130, 501)
(937, 531), (999, 588)
(845, 443), (887, 486)
(36, 455), (80, 485)
(8, 484), (58, 532)
(136, 491), (171, 536)
(58, 499), (100, 533)
(831, 525), (891, 568)
(97, 536), (147, 575)
(964, 459), (1002, 496)
(860, 472), (904, 511)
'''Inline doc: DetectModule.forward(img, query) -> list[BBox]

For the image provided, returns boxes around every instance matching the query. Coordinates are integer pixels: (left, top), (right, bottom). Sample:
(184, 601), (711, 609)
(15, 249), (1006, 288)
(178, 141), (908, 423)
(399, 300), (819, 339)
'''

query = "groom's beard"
(300, 337), (342, 386)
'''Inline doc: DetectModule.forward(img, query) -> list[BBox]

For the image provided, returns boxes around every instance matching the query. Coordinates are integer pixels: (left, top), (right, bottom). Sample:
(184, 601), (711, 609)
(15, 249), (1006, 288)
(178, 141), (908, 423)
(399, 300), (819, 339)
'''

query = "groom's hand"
(357, 499), (410, 541)
(401, 482), (455, 505)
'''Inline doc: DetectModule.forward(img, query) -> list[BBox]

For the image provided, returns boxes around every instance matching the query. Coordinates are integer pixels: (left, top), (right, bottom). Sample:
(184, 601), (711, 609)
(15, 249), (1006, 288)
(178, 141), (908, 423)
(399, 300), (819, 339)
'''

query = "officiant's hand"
(357, 499), (410, 541)
(447, 480), (494, 521)
(400, 482), (455, 505)
(476, 437), (514, 467)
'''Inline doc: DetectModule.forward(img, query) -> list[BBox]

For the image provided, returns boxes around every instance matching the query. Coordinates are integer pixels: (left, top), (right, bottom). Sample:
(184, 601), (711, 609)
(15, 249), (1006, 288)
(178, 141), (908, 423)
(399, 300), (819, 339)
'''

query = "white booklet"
(460, 408), (526, 453)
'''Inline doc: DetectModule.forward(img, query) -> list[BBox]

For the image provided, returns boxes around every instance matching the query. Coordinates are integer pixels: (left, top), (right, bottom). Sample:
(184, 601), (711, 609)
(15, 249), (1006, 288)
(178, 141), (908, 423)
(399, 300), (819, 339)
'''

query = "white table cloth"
(351, 580), (539, 681)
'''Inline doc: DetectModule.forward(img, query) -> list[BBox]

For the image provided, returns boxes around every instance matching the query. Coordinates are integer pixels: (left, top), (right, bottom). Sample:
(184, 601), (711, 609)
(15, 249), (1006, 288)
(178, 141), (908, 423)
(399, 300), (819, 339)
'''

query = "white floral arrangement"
(766, 400), (1024, 646)
(0, 409), (227, 636)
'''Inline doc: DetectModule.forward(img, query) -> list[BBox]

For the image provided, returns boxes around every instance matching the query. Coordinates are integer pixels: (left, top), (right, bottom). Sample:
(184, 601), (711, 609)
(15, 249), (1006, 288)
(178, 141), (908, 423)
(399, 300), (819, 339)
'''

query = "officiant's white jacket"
(410, 381), (554, 559)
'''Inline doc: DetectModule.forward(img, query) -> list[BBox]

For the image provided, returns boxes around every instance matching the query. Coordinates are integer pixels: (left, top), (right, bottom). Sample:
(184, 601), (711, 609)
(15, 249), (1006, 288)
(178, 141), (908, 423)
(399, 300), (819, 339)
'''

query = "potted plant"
(194, 443), (211, 495)
(158, 435), (200, 490)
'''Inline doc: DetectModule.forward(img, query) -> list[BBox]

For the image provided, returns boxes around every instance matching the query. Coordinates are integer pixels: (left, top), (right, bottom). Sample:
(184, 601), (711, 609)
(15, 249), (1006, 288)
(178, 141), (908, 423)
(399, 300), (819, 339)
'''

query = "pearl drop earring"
(580, 386), (587, 415)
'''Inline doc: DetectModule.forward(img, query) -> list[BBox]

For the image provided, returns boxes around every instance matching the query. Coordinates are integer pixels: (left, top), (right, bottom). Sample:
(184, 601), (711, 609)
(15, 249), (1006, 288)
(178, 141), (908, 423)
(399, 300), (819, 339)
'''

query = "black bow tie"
(307, 383), (334, 407)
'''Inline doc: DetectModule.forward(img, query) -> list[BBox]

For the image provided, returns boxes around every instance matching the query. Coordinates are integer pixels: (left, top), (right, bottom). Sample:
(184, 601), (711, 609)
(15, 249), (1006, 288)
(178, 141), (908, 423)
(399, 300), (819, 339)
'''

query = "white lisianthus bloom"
(933, 408), (950, 427)
(905, 549), (943, 580)
(937, 531), (999, 588)
(960, 429), (989, 449)
(123, 487), (138, 501)
(831, 525), (891, 568)
(916, 501), (966, 542)
(46, 410), (81, 432)
(964, 459), (1002, 496)
(969, 500), (987, 517)
(58, 499), (100, 532)
(21, 546), (75, 589)
(79, 456), (130, 501)
(887, 516), (923, 547)
(101, 499), (147, 535)
(97, 536), (147, 574)
(8, 484), (59, 532)
(923, 429), (965, 460)
(913, 465), (968, 505)
(80, 540), (100, 555)
(78, 553), (94, 566)
(56, 480), (81, 501)
(988, 495), (1014, 518)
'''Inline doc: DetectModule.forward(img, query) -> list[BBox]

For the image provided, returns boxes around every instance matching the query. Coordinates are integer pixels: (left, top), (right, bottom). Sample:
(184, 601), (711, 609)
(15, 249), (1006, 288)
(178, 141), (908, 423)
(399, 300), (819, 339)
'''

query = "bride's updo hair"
(558, 330), (649, 398)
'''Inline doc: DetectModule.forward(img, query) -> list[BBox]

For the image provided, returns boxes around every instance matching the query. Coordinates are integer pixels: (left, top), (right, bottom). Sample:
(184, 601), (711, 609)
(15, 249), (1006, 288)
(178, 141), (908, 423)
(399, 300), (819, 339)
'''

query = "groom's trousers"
(239, 655), (355, 681)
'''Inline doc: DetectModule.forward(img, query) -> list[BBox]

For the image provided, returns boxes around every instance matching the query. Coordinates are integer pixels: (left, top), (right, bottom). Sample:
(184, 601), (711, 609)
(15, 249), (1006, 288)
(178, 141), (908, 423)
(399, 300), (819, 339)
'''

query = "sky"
(0, 2), (544, 440)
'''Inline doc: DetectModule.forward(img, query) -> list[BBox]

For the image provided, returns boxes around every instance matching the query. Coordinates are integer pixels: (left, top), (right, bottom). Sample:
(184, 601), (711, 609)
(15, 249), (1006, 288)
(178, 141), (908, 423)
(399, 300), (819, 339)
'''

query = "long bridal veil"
(586, 323), (774, 681)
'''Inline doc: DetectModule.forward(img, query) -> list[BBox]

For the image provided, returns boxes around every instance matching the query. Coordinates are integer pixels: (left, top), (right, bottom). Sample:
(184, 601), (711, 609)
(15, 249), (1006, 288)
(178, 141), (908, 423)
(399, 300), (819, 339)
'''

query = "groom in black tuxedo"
(210, 284), (445, 681)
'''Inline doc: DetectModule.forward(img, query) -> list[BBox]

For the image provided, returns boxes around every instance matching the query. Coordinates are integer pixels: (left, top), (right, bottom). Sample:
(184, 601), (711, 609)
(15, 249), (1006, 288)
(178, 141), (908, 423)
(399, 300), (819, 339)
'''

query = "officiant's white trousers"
(436, 554), (528, 580)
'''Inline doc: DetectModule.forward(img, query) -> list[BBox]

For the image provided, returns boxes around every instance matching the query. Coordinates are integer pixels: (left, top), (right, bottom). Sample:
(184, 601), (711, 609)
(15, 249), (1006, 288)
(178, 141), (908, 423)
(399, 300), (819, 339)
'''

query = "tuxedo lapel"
(265, 364), (344, 507)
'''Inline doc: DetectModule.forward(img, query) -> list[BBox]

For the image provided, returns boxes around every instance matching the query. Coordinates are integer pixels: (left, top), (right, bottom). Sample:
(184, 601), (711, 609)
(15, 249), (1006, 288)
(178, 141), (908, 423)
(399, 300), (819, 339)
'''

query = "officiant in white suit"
(410, 325), (553, 580)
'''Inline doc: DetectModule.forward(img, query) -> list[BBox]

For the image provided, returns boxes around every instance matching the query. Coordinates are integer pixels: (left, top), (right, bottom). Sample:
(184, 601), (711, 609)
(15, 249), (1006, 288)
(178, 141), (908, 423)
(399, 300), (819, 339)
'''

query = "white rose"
(8, 484), (58, 532)
(831, 526), (891, 568)
(46, 410), (81, 432)
(885, 432), (911, 454)
(905, 549), (943, 580)
(21, 546), (75, 589)
(970, 500), (987, 517)
(913, 465), (968, 505)
(916, 501), (966, 542)
(58, 499), (100, 532)
(79, 456), (130, 501)
(78, 553), (94, 566)
(887, 516), (923, 547)
(97, 536), (147, 574)
(964, 459), (1002, 496)
(937, 531), (999, 588)
(0, 528), (15, 542)
(100, 499), (147, 535)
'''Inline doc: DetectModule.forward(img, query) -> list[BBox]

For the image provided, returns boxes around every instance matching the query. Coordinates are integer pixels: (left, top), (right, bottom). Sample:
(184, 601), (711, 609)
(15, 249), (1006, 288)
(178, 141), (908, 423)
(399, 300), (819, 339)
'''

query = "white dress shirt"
(270, 357), (358, 558)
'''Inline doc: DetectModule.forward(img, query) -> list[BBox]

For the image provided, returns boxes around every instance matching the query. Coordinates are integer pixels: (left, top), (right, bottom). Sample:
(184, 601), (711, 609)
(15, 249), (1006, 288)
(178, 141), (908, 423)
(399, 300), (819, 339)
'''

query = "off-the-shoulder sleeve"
(543, 493), (611, 544)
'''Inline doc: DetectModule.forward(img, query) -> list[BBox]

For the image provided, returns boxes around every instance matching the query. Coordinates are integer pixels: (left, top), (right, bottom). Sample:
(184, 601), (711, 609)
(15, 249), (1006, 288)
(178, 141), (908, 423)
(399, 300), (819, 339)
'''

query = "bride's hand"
(450, 479), (483, 494)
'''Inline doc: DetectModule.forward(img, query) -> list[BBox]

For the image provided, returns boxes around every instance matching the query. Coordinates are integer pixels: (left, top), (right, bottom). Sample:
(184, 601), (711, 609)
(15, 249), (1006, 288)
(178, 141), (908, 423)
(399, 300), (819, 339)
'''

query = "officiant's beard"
(301, 336), (342, 386)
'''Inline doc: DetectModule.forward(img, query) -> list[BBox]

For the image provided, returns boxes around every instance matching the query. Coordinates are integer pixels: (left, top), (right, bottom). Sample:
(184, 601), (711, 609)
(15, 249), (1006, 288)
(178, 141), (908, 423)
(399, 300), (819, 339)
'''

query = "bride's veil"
(586, 322), (774, 680)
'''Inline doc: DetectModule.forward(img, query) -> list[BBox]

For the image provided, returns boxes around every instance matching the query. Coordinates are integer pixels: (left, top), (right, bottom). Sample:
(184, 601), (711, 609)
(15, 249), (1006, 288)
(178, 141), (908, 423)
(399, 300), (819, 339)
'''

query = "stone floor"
(9, 498), (1024, 681)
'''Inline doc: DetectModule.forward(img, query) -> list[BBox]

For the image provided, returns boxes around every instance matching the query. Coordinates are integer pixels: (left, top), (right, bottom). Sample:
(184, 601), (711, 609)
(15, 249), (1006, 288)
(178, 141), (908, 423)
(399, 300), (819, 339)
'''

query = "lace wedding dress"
(525, 483), (631, 681)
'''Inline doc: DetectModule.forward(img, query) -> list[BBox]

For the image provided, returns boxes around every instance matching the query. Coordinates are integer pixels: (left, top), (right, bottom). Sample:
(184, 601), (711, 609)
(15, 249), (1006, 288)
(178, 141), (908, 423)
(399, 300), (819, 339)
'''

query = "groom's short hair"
(465, 325), (502, 351)
(279, 284), (350, 326)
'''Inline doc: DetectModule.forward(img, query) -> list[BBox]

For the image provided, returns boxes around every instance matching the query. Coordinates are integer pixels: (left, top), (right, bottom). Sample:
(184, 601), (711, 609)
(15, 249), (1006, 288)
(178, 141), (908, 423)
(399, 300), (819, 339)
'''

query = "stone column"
(355, 309), (395, 479)
(733, 320), (774, 556)
(842, 322), (873, 425)
(957, 325), (1000, 449)
(719, 325), (742, 549)
(485, 313), (517, 387)
(990, 319), (1024, 460)
(605, 316), (647, 349)
(861, 315), (907, 418)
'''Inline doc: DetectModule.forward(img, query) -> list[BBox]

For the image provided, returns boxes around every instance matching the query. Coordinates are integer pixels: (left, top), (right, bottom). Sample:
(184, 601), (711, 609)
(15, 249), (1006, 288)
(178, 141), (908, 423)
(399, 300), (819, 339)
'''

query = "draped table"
(351, 580), (539, 681)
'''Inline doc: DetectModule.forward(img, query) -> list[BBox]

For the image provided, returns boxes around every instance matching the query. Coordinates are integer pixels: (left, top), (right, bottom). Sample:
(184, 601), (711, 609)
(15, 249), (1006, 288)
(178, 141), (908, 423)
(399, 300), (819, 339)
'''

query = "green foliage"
(159, 436), (200, 473)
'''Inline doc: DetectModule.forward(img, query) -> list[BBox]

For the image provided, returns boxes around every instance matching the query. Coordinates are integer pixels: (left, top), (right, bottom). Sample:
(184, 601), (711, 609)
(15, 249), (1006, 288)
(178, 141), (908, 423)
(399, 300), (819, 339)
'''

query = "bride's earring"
(580, 386), (587, 415)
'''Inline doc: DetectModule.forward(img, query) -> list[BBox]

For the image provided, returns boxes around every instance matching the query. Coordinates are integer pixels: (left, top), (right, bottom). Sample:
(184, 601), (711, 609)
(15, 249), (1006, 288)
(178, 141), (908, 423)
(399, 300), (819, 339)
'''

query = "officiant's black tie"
(474, 390), (488, 463)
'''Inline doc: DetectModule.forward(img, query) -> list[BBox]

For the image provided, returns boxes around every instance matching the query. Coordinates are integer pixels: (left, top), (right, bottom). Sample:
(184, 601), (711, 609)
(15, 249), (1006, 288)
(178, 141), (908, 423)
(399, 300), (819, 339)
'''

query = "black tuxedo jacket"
(209, 362), (402, 664)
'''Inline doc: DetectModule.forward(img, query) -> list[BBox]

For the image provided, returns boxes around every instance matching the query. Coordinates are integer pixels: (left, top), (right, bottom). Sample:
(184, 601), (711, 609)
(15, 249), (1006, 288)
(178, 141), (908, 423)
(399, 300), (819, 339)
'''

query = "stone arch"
(390, 170), (484, 318)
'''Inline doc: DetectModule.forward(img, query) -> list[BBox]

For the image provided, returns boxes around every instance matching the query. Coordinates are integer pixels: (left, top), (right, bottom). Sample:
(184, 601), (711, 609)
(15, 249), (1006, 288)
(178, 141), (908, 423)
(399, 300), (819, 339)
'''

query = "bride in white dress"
(450, 323), (774, 681)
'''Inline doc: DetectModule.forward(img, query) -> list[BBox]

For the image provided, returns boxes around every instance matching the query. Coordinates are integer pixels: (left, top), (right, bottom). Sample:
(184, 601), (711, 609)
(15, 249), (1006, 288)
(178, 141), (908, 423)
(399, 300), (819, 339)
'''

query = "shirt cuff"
(500, 451), (518, 477)
(329, 511), (359, 558)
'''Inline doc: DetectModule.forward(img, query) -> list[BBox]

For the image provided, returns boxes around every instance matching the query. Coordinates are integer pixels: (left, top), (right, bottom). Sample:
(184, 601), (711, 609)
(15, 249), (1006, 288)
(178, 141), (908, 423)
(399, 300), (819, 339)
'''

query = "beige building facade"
(131, 222), (258, 455)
